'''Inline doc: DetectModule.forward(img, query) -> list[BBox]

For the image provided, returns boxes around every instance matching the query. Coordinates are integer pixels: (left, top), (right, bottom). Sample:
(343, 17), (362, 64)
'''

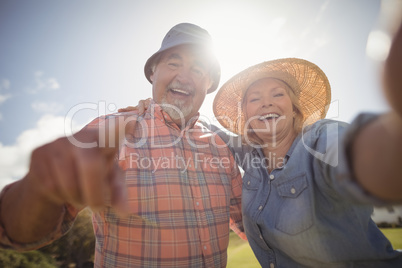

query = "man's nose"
(176, 67), (192, 83)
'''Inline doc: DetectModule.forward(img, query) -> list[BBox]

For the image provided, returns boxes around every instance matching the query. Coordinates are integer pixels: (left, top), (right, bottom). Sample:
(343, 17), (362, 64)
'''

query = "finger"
(105, 113), (138, 150)
(123, 114), (138, 140)
(29, 139), (83, 209)
(118, 106), (138, 113)
(109, 163), (129, 217)
(28, 144), (66, 205)
(75, 150), (109, 212)
(139, 98), (152, 114)
(384, 21), (402, 117)
(144, 98), (152, 109)
(70, 121), (126, 211)
(49, 138), (84, 208)
(138, 101), (145, 115)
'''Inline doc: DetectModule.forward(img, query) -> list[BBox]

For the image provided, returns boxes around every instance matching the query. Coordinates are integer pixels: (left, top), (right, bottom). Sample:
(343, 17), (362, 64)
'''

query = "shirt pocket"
(243, 169), (261, 190)
(274, 173), (313, 235)
(242, 171), (262, 211)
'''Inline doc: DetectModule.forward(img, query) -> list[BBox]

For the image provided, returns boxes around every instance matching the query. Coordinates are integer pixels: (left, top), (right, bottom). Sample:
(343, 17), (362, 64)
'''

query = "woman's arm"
(351, 22), (402, 202)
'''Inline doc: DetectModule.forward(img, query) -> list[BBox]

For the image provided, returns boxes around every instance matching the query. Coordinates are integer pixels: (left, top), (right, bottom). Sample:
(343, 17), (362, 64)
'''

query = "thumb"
(99, 112), (139, 152)
(110, 163), (129, 217)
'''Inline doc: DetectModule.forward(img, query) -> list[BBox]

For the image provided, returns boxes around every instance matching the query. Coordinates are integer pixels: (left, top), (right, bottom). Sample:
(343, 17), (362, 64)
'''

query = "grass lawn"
(227, 232), (259, 268)
(380, 228), (402, 249)
(227, 228), (402, 268)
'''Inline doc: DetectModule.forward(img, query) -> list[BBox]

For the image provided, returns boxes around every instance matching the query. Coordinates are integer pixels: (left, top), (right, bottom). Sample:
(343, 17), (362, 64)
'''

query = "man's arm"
(0, 115), (133, 247)
(352, 21), (402, 203)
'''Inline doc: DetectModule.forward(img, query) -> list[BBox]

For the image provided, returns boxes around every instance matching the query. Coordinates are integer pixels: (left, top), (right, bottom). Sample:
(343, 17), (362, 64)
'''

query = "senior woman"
(211, 57), (402, 267)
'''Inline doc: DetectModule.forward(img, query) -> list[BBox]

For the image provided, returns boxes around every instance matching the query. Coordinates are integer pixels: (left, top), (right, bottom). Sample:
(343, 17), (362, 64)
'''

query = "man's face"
(150, 45), (213, 126)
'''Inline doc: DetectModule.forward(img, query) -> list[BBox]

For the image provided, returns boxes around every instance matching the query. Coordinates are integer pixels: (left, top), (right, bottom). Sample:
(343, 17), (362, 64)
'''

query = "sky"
(0, 0), (401, 190)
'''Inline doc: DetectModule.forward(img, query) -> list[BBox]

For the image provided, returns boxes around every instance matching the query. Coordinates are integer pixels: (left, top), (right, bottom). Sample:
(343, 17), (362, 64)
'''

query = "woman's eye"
(250, 98), (259, 102)
(274, 93), (284, 97)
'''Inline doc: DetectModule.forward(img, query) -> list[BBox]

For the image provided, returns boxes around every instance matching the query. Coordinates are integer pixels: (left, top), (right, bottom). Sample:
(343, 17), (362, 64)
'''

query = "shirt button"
(247, 181), (251, 185)
(270, 263), (275, 268)
(204, 246), (207, 250)
(259, 235), (263, 240)
(196, 202), (199, 206)
(269, 174), (275, 180)
(258, 206), (263, 210)
(290, 187), (296, 194)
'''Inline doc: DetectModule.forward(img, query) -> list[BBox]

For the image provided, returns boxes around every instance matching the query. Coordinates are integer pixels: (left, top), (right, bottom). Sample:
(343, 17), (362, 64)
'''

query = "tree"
(39, 208), (95, 268)
(0, 248), (56, 268)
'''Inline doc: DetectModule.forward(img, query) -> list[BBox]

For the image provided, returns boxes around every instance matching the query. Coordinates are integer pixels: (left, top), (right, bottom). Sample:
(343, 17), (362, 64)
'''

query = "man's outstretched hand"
(0, 113), (139, 244)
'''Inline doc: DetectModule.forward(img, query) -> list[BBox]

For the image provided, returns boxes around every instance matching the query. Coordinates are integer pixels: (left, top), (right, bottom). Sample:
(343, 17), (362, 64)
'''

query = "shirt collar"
(147, 99), (200, 130)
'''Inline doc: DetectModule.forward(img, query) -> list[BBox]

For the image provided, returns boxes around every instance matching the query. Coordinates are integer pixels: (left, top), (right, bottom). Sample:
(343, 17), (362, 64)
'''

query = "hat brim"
(213, 58), (331, 135)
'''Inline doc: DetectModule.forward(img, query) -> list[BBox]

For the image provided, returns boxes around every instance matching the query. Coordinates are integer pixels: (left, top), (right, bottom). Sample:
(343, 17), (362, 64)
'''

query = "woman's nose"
(262, 97), (273, 107)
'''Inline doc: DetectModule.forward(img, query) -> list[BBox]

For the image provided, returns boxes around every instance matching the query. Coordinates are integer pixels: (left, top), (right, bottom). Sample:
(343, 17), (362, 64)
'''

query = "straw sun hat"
(213, 58), (331, 135)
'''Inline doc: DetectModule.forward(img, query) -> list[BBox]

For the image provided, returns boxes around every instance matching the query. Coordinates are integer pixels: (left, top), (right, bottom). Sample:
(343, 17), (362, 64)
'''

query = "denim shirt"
(211, 114), (402, 268)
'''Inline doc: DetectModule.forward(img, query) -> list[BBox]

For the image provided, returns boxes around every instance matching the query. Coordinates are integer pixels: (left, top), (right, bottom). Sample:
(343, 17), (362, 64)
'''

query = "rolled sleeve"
(328, 113), (391, 206)
(0, 182), (79, 251)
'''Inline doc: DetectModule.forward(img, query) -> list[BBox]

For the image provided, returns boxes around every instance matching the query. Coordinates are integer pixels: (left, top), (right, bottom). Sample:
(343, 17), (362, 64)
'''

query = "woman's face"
(244, 78), (295, 141)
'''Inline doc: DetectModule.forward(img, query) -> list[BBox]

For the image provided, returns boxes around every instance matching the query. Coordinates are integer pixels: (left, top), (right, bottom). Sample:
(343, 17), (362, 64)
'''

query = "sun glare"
(366, 30), (391, 61)
(210, 17), (290, 85)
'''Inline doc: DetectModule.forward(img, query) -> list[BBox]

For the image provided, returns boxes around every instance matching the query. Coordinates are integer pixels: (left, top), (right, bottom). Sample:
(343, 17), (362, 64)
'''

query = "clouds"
(0, 79), (11, 101)
(0, 79), (11, 121)
(0, 72), (62, 124)
(0, 114), (83, 191)
(27, 71), (60, 94)
(0, 79), (10, 91)
(28, 72), (63, 115)
(0, 94), (11, 105)
(0, 70), (79, 191)
(31, 101), (64, 113)
(0, 79), (11, 106)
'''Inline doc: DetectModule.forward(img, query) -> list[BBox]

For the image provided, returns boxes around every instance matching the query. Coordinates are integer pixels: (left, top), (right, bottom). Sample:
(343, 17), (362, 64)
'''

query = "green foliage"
(0, 208), (95, 267)
(39, 208), (95, 268)
(0, 248), (56, 268)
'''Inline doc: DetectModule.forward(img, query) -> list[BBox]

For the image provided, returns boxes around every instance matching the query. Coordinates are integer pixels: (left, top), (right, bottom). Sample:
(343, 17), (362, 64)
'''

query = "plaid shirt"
(92, 102), (244, 267)
(0, 101), (244, 267)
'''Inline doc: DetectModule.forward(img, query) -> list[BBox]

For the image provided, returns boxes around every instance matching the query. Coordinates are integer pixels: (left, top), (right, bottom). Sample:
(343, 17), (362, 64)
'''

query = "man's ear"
(150, 73), (154, 83)
(207, 78), (213, 92)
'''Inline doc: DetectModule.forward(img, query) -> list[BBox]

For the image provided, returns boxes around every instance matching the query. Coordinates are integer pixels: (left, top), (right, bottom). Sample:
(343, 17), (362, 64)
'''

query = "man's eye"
(250, 98), (259, 102)
(192, 67), (204, 77)
(168, 63), (179, 68)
